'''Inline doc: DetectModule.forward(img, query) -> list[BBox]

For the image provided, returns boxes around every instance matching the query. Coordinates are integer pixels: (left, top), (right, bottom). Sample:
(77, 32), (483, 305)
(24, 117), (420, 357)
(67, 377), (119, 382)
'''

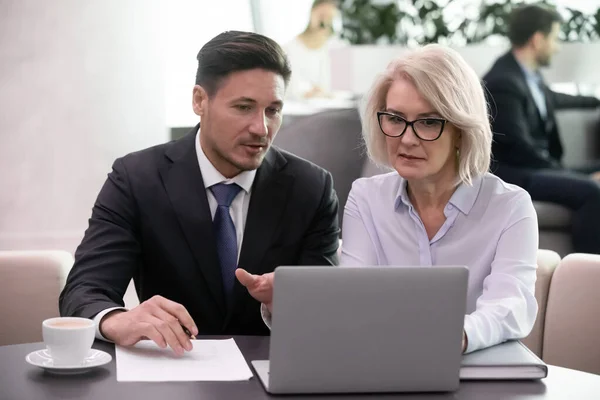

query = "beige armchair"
(522, 249), (561, 358)
(0, 251), (74, 345)
(543, 253), (600, 375)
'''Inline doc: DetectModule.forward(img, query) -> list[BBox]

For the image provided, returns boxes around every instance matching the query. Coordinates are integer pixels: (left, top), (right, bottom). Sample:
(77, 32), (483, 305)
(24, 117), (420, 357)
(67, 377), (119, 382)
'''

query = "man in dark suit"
(59, 31), (340, 355)
(483, 5), (600, 253)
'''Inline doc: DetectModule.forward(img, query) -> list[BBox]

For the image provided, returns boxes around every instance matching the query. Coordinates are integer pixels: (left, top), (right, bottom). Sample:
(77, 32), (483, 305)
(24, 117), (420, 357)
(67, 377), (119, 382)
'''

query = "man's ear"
(192, 85), (208, 117)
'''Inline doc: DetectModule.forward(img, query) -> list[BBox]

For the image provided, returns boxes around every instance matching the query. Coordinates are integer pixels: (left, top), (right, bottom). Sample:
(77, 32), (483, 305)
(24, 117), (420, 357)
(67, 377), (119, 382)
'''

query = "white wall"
(0, 0), (167, 253)
(330, 43), (600, 95)
(164, 0), (254, 128)
(253, 0), (313, 45)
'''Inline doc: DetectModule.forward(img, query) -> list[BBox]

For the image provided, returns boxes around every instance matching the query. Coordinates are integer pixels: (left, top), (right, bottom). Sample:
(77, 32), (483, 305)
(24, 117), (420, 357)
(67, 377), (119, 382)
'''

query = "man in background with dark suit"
(59, 31), (340, 355)
(483, 5), (600, 254)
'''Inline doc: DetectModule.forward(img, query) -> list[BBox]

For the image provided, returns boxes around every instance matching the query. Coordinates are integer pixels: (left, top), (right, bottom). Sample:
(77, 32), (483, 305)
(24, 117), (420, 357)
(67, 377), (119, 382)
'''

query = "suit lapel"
(225, 147), (294, 324)
(238, 147), (293, 275)
(506, 52), (548, 129)
(541, 84), (556, 126)
(159, 127), (226, 314)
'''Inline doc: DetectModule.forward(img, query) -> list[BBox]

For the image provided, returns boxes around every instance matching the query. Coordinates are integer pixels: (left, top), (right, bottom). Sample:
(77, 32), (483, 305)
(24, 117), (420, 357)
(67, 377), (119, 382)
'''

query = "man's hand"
(236, 269), (274, 312)
(590, 171), (600, 182)
(99, 295), (198, 356)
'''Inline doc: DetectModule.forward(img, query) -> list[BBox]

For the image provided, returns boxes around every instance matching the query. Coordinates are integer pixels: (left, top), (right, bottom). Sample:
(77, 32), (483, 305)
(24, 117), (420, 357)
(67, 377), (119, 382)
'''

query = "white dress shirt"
(341, 172), (539, 353)
(516, 58), (547, 120)
(194, 130), (256, 259)
(93, 128), (256, 340)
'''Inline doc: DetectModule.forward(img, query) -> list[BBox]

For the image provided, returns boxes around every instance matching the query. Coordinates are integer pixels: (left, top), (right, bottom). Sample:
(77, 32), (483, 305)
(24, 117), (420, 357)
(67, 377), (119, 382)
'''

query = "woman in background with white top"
(341, 44), (538, 353)
(284, 0), (346, 99)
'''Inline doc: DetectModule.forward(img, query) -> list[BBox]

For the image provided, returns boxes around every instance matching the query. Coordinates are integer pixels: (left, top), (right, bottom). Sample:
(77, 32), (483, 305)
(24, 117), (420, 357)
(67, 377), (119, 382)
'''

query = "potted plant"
(338, 0), (599, 45)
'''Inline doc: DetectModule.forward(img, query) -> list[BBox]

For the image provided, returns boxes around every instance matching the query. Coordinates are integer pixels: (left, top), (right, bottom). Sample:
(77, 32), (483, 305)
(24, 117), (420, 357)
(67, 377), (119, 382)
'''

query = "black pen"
(181, 325), (196, 340)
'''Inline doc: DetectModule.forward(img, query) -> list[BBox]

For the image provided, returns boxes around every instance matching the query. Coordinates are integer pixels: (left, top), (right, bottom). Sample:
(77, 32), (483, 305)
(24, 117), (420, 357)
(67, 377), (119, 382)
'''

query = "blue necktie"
(210, 183), (242, 300)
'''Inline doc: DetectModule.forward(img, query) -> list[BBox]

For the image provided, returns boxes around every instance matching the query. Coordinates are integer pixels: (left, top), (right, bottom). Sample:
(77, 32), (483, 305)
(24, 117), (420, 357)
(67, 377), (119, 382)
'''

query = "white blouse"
(341, 172), (539, 353)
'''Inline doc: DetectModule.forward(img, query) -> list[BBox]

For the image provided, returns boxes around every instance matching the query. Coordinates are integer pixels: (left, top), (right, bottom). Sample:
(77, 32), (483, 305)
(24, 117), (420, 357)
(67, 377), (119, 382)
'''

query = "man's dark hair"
(508, 5), (563, 48)
(195, 31), (292, 97)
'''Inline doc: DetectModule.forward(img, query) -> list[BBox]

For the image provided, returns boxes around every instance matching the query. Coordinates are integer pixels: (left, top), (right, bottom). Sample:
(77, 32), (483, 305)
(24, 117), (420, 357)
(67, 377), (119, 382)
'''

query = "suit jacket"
(59, 127), (340, 335)
(483, 51), (600, 170)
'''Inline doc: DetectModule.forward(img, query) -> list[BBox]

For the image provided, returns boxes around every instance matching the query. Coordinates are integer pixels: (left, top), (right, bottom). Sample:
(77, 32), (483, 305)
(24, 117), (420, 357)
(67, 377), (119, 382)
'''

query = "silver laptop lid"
(268, 266), (468, 394)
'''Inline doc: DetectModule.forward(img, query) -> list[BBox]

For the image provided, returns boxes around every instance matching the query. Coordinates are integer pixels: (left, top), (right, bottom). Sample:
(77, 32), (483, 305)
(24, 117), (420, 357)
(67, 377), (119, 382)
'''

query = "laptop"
(251, 266), (469, 394)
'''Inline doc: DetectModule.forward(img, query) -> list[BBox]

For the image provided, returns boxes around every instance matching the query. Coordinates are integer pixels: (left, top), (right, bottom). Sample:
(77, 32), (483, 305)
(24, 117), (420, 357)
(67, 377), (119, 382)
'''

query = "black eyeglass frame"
(376, 111), (447, 141)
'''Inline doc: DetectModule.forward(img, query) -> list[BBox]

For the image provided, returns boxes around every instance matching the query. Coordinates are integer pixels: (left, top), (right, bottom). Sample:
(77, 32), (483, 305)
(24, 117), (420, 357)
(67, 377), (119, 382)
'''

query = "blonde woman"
(341, 44), (538, 353)
(238, 45), (538, 354)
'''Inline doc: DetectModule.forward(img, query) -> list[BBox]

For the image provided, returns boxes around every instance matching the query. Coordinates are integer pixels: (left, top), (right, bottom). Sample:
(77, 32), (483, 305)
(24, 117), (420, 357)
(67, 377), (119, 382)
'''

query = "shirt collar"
(514, 57), (542, 84)
(395, 175), (483, 215)
(194, 128), (256, 193)
(396, 178), (412, 210)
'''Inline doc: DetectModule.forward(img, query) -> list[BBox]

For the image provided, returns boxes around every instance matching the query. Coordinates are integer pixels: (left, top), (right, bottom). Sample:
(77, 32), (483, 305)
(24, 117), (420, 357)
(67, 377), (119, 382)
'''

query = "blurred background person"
(483, 4), (600, 254)
(283, 0), (346, 100)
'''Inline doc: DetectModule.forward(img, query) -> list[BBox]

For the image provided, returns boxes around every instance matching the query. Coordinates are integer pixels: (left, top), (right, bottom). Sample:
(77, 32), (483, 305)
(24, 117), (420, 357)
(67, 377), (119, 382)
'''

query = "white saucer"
(26, 348), (112, 374)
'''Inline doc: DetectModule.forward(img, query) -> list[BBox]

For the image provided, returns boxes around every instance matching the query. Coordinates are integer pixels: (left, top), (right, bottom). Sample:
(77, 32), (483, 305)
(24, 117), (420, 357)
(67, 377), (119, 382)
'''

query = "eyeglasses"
(377, 111), (447, 141)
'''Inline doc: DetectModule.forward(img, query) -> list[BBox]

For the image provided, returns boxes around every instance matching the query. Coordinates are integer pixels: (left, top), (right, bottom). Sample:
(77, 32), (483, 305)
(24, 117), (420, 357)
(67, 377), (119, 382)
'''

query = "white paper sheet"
(115, 338), (254, 382)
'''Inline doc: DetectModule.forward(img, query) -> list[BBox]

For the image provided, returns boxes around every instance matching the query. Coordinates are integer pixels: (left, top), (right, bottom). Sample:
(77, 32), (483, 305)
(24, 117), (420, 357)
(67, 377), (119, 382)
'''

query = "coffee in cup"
(42, 317), (95, 366)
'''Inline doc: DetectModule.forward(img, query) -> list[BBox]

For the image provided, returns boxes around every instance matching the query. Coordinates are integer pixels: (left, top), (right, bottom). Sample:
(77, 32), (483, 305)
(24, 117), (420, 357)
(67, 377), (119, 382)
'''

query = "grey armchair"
(534, 108), (600, 256)
(276, 108), (365, 228)
(276, 108), (600, 256)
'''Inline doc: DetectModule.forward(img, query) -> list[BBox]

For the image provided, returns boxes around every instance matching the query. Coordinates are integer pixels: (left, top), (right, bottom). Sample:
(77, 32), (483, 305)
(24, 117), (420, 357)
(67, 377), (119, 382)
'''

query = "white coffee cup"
(42, 317), (95, 366)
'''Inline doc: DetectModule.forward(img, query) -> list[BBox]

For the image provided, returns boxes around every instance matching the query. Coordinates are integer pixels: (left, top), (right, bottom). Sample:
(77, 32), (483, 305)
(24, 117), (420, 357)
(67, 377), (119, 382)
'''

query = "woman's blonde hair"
(361, 44), (491, 186)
